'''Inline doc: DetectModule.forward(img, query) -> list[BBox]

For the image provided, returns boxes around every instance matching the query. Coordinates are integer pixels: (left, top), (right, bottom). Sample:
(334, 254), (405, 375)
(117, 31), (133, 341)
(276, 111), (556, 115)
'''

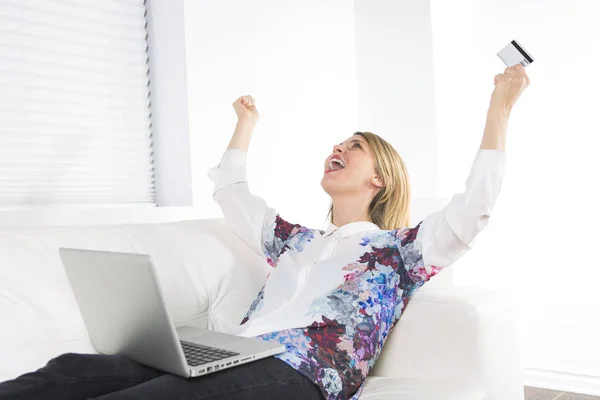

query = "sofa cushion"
(0, 219), (270, 381)
(361, 376), (486, 400)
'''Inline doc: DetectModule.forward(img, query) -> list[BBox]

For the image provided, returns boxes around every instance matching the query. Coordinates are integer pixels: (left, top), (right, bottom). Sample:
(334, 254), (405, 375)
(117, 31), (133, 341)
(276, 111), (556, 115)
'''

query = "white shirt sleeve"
(207, 149), (302, 267)
(417, 149), (507, 270)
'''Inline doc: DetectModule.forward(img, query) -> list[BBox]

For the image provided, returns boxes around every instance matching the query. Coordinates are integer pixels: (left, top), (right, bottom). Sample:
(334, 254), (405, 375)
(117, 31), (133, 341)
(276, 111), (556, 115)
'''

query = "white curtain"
(0, 0), (155, 206)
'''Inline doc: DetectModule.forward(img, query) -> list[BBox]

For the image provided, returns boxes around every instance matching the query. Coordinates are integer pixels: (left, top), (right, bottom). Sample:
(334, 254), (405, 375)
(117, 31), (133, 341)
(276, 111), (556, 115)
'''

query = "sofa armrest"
(370, 286), (524, 400)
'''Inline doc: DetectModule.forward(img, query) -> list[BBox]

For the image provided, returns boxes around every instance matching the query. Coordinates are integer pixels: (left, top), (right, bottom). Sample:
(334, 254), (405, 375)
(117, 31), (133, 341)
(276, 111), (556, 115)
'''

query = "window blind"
(0, 0), (155, 206)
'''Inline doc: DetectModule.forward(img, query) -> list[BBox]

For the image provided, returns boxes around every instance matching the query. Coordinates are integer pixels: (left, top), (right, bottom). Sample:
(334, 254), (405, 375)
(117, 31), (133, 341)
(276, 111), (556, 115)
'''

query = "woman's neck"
(330, 195), (372, 227)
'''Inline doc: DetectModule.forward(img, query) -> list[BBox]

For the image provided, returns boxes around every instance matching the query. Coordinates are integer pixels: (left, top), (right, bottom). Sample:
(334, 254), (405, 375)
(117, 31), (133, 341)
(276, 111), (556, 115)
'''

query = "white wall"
(430, 0), (600, 393)
(354, 0), (439, 201)
(184, 0), (360, 231)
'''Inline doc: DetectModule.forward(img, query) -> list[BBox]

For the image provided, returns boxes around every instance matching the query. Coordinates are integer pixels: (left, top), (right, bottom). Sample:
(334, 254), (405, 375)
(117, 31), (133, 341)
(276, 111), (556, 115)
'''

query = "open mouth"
(326, 158), (346, 173)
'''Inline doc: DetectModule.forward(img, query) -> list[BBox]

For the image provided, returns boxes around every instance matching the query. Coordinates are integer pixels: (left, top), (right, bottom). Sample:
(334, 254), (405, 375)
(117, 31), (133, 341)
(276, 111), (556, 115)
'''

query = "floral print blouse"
(207, 148), (507, 400)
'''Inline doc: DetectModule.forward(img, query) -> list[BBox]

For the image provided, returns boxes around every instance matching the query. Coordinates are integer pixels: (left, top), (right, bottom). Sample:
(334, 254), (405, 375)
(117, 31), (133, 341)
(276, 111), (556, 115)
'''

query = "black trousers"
(0, 353), (325, 400)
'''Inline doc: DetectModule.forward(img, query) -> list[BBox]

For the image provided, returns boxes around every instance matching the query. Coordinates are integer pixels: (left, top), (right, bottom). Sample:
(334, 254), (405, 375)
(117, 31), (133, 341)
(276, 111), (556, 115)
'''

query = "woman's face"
(321, 135), (380, 196)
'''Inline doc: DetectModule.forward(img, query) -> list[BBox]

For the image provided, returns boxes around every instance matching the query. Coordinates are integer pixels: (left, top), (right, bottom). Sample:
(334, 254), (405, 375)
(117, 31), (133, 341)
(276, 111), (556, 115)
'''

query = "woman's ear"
(371, 176), (384, 188)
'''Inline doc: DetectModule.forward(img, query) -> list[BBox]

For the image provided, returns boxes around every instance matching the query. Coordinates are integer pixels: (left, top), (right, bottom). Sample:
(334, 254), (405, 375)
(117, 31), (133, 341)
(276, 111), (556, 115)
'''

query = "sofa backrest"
(0, 213), (451, 382)
(0, 218), (270, 380)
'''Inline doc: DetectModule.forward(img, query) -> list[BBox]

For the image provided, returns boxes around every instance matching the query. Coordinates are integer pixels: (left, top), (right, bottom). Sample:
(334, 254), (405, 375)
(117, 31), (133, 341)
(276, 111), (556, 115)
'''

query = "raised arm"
(400, 64), (530, 284)
(227, 95), (258, 152)
(208, 96), (310, 267)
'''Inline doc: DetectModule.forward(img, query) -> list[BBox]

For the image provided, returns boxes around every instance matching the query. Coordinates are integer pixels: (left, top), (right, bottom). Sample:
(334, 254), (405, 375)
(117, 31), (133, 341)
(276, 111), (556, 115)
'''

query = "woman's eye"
(353, 143), (361, 148)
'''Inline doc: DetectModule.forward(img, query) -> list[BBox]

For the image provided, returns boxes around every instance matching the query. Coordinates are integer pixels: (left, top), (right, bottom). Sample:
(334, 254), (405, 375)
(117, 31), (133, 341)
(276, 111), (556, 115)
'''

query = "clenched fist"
(233, 95), (260, 122)
(490, 64), (530, 112)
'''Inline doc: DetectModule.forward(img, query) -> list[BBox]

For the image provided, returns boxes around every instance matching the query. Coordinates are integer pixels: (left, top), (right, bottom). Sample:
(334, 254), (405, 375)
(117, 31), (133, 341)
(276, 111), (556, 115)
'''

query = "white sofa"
(0, 217), (524, 399)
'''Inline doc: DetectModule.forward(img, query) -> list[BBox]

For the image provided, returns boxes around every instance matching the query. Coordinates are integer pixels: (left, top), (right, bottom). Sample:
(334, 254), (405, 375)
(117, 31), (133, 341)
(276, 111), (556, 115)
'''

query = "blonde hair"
(327, 131), (411, 230)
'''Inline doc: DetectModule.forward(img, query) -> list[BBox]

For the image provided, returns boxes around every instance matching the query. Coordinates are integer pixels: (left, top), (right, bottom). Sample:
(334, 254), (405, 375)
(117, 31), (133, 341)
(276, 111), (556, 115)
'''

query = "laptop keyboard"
(180, 341), (240, 367)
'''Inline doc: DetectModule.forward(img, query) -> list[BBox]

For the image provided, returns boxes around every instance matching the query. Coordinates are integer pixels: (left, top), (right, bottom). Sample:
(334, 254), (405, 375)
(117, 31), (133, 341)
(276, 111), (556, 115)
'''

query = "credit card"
(497, 40), (534, 67)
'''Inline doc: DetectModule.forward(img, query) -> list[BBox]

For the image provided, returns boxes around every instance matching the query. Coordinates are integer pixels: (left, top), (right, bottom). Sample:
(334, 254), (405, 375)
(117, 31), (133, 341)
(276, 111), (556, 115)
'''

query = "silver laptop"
(58, 247), (285, 378)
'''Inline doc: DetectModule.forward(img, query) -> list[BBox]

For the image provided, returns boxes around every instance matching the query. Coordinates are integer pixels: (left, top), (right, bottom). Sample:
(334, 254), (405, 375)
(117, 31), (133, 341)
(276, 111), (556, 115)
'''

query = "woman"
(0, 64), (529, 400)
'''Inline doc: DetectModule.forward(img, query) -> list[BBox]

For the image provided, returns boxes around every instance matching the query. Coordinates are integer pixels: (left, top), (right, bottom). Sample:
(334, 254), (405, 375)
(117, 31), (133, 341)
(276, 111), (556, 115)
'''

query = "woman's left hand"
(490, 63), (530, 112)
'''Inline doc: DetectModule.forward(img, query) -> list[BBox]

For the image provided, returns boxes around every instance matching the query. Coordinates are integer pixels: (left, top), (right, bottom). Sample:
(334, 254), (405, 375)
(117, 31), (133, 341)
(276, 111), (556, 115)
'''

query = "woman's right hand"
(233, 95), (260, 123)
(490, 64), (530, 112)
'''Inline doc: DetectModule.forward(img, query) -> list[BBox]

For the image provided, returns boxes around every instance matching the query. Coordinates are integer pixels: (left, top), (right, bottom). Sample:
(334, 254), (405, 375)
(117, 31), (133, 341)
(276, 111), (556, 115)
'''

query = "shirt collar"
(321, 220), (381, 238)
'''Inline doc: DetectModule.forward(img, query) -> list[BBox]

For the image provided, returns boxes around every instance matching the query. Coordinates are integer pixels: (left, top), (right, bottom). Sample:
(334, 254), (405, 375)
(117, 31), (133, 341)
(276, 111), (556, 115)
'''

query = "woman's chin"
(321, 175), (343, 193)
